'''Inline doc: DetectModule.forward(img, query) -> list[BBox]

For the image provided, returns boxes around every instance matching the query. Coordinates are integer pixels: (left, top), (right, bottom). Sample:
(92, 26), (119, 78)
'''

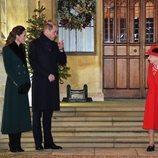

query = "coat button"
(17, 65), (20, 67)
(18, 72), (21, 75)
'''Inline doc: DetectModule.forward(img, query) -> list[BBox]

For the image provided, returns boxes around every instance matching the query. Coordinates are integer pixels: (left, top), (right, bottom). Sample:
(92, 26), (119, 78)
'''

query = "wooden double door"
(103, 0), (158, 98)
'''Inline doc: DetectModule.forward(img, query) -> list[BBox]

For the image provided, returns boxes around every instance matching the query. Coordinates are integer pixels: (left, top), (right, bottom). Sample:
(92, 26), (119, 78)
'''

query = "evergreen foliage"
(26, 1), (71, 83)
(58, 0), (96, 30)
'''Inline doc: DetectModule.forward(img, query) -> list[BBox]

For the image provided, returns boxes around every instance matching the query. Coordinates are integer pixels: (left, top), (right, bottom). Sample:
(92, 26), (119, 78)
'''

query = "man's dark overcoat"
(29, 34), (67, 111)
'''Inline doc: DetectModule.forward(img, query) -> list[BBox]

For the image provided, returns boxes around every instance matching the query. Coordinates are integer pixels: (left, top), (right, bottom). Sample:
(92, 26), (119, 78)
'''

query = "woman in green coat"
(1, 26), (31, 152)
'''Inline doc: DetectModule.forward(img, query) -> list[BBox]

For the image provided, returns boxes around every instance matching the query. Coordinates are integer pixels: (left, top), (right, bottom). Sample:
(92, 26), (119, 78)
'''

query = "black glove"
(18, 82), (31, 94)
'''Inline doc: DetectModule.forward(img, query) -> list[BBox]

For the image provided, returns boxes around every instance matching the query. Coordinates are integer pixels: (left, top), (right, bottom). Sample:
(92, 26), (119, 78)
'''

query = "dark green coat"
(1, 43), (32, 134)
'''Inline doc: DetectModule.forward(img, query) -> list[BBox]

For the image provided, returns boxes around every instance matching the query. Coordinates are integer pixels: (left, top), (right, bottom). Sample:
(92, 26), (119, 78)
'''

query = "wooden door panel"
(103, 59), (114, 88)
(104, 46), (114, 55)
(117, 59), (127, 88)
(117, 46), (126, 55)
(130, 46), (140, 56)
(104, 89), (141, 98)
(129, 59), (140, 88)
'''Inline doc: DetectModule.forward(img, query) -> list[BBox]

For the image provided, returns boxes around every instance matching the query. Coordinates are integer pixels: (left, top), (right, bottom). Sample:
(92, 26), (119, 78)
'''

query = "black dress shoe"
(147, 145), (155, 152)
(10, 148), (18, 152)
(35, 145), (44, 150)
(10, 147), (24, 152)
(17, 147), (24, 152)
(44, 143), (62, 150)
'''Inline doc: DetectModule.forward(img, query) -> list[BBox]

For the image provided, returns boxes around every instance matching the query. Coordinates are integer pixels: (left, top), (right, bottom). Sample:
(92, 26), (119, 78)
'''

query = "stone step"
(60, 100), (145, 107)
(52, 116), (143, 122)
(42, 126), (144, 132)
(0, 143), (147, 150)
(0, 100), (149, 149)
(0, 126), (145, 141)
(0, 130), (151, 139)
(54, 111), (144, 117)
(52, 121), (142, 127)
(0, 135), (152, 148)
(59, 106), (144, 112)
(0, 135), (150, 149)
(60, 101), (145, 111)
(0, 136), (149, 143)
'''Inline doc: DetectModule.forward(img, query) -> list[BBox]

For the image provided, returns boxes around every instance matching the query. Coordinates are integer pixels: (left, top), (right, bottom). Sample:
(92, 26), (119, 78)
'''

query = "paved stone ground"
(0, 148), (158, 158)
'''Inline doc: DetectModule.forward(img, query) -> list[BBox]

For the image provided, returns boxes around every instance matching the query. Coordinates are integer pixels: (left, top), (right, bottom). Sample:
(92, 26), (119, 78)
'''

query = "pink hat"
(147, 46), (158, 57)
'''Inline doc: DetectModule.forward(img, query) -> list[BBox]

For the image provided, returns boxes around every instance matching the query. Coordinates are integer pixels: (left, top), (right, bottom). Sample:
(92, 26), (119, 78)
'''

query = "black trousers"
(32, 110), (53, 147)
(8, 132), (21, 150)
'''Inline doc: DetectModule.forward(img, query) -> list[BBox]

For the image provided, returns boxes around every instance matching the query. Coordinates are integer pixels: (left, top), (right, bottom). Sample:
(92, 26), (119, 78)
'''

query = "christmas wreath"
(57, 0), (96, 30)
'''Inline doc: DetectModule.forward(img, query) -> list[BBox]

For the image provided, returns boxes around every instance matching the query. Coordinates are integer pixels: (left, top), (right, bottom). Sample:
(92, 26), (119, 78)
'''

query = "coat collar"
(40, 34), (52, 43)
(39, 33), (56, 45)
(8, 42), (27, 66)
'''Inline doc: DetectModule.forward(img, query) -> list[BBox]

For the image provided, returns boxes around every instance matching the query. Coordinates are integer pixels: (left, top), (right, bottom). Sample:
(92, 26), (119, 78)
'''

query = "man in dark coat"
(28, 22), (66, 150)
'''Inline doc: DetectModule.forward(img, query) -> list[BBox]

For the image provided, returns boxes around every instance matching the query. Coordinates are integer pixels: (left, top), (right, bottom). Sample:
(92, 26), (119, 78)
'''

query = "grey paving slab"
(1, 148), (158, 158)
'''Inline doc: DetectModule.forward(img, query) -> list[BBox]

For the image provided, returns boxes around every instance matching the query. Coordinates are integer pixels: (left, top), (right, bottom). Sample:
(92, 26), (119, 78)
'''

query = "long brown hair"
(5, 25), (25, 46)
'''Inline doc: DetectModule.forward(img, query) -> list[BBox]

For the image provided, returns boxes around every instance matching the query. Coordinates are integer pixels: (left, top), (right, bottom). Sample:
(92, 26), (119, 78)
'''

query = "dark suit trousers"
(33, 110), (53, 147)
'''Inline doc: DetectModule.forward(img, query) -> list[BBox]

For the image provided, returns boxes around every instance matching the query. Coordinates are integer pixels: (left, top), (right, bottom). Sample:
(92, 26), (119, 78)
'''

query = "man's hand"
(48, 74), (55, 82)
(58, 40), (64, 51)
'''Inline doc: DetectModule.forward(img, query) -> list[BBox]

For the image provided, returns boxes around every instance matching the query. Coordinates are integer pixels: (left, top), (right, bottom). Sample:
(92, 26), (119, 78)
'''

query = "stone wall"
(0, 53), (6, 137)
